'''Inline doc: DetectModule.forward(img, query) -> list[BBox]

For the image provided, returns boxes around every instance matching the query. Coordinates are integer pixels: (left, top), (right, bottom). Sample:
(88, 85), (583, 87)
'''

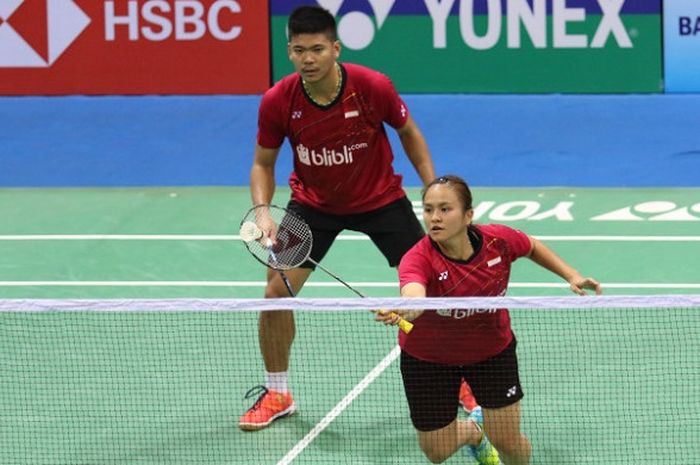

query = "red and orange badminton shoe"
(239, 386), (296, 431)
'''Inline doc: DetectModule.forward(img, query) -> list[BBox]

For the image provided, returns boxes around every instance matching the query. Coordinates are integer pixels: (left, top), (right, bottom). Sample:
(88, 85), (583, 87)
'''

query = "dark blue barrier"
(1, 94), (698, 187)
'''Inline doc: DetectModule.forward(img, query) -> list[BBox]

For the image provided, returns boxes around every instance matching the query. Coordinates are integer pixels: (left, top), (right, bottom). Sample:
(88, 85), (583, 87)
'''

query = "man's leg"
(259, 267), (312, 372)
(239, 267), (312, 431)
(483, 402), (531, 465)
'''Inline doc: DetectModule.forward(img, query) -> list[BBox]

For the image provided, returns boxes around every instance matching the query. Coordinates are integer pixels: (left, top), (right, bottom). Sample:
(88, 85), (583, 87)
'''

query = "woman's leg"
(483, 401), (531, 465)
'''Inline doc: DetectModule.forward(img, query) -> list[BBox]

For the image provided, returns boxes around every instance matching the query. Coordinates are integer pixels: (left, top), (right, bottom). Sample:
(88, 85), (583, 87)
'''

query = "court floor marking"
(0, 281), (698, 289)
(275, 345), (401, 465)
(1, 235), (700, 241)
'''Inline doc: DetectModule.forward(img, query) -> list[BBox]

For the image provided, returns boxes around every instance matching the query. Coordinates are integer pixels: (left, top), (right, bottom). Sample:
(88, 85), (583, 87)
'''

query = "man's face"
(288, 33), (340, 84)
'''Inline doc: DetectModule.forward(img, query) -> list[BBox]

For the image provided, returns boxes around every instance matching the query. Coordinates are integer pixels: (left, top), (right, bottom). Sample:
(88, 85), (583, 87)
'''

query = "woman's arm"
(527, 237), (602, 295)
(375, 282), (427, 326)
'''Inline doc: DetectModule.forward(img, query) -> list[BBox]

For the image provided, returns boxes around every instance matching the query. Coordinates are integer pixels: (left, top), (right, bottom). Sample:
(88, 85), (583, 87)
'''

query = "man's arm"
(396, 115), (435, 186)
(250, 144), (281, 206)
(527, 237), (602, 295)
(249, 144), (283, 240)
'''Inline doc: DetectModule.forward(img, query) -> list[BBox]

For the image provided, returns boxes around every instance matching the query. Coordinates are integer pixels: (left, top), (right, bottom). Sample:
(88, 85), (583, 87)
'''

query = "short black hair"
(288, 6), (337, 41)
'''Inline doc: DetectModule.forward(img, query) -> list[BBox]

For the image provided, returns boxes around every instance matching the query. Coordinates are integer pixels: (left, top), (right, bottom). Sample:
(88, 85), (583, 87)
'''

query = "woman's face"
(422, 184), (473, 243)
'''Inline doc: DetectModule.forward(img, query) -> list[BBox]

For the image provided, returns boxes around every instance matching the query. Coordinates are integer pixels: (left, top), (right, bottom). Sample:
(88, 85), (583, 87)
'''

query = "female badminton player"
(376, 175), (602, 465)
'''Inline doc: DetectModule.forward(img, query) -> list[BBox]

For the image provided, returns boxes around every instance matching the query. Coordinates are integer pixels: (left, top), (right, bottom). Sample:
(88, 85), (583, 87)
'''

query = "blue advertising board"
(664, 0), (700, 92)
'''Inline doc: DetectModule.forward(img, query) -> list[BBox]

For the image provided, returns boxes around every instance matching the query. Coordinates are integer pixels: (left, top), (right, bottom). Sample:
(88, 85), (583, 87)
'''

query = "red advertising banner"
(0, 0), (269, 94)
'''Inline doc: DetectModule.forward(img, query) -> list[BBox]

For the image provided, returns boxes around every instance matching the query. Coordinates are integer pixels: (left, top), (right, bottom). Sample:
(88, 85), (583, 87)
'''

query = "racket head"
(240, 204), (313, 271)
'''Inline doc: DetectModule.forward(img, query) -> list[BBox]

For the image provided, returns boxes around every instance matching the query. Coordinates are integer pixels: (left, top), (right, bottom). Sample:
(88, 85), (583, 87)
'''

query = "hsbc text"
(105, 0), (241, 41)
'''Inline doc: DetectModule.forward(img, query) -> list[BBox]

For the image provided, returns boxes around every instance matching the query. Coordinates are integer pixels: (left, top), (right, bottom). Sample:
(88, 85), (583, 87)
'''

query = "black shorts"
(286, 197), (424, 269)
(400, 336), (524, 432)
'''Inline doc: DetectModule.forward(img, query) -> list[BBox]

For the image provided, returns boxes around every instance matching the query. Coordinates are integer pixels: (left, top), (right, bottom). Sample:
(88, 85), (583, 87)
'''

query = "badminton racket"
(239, 204), (413, 334)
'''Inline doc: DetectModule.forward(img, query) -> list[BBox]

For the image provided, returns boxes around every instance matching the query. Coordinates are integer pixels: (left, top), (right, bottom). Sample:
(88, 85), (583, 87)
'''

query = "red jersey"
(398, 224), (532, 365)
(257, 63), (409, 214)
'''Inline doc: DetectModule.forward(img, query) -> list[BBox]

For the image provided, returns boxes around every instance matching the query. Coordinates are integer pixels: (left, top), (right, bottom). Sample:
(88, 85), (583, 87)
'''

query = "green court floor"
(1, 187), (699, 464)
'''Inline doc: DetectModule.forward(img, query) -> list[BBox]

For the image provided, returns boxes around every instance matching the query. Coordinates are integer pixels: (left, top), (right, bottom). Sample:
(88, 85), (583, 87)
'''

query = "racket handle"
(377, 310), (413, 334)
(397, 316), (414, 334)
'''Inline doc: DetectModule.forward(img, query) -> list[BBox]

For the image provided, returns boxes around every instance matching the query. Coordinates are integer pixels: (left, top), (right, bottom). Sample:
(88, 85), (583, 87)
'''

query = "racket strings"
(241, 205), (313, 271)
(238, 203), (413, 333)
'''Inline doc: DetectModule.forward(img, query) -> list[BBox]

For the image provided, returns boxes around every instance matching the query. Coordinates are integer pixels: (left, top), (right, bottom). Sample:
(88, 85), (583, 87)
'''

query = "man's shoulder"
(344, 63), (389, 86)
(348, 62), (386, 77)
(263, 73), (300, 101)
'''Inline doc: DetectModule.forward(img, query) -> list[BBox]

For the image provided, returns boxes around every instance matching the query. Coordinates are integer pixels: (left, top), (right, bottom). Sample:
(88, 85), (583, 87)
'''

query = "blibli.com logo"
(296, 142), (367, 167)
(0, 0), (90, 67)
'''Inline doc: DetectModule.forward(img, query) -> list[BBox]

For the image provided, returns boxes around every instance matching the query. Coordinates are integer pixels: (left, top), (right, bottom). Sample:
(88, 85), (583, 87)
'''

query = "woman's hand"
(568, 275), (602, 295)
(375, 309), (423, 325)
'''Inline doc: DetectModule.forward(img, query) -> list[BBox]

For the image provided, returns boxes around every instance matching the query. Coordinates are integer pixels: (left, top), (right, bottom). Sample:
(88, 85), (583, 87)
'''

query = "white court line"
(0, 234), (700, 241)
(0, 281), (699, 289)
(0, 235), (239, 240)
(275, 345), (401, 465)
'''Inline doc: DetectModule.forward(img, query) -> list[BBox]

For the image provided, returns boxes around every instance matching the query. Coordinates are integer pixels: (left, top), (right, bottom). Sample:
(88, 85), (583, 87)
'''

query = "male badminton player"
(377, 175), (602, 465)
(240, 5), (436, 431)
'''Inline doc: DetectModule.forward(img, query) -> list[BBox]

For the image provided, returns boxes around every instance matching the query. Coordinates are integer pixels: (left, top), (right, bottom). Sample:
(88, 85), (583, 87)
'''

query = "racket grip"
(397, 316), (414, 334)
(378, 310), (413, 334)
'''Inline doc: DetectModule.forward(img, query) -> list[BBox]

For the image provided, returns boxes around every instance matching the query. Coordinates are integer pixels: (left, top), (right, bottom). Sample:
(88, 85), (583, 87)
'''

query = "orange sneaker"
(459, 379), (479, 414)
(239, 385), (296, 431)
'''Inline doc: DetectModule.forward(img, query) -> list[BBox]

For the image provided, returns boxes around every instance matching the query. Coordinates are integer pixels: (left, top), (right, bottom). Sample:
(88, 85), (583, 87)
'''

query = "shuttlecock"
(239, 221), (263, 243)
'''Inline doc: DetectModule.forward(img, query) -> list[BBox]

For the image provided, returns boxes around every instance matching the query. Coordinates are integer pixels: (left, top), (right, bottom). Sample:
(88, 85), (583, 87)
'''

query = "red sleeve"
(256, 88), (286, 149)
(398, 246), (430, 289)
(489, 224), (532, 261)
(371, 72), (409, 129)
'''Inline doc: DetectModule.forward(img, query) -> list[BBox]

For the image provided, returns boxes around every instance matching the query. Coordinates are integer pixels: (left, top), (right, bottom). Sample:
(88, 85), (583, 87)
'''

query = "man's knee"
(264, 283), (290, 298)
(264, 273), (298, 298)
(263, 268), (310, 298)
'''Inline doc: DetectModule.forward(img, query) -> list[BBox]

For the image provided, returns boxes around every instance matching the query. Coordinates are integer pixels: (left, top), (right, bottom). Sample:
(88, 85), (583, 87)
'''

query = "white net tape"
(2, 294), (700, 312)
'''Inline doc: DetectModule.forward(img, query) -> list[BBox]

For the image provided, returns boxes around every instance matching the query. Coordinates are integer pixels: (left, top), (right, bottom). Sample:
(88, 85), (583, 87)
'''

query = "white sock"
(266, 371), (289, 393)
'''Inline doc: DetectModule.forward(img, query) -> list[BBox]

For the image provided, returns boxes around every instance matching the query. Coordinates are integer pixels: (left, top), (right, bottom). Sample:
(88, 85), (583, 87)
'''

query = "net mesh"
(1, 296), (699, 465)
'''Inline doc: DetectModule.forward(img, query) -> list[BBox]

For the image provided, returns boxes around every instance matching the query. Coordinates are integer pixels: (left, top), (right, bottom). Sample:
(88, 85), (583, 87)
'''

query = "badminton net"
(1, 295), (699, 465)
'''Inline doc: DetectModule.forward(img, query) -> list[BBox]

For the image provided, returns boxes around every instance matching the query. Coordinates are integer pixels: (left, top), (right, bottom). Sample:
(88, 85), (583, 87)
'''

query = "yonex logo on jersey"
(296, 143), (365, 167)
(438, 271), (449, 281)
(0, 0), (90, 67)
(506, 386), (518, 398)
(292, 111), (302, 119)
